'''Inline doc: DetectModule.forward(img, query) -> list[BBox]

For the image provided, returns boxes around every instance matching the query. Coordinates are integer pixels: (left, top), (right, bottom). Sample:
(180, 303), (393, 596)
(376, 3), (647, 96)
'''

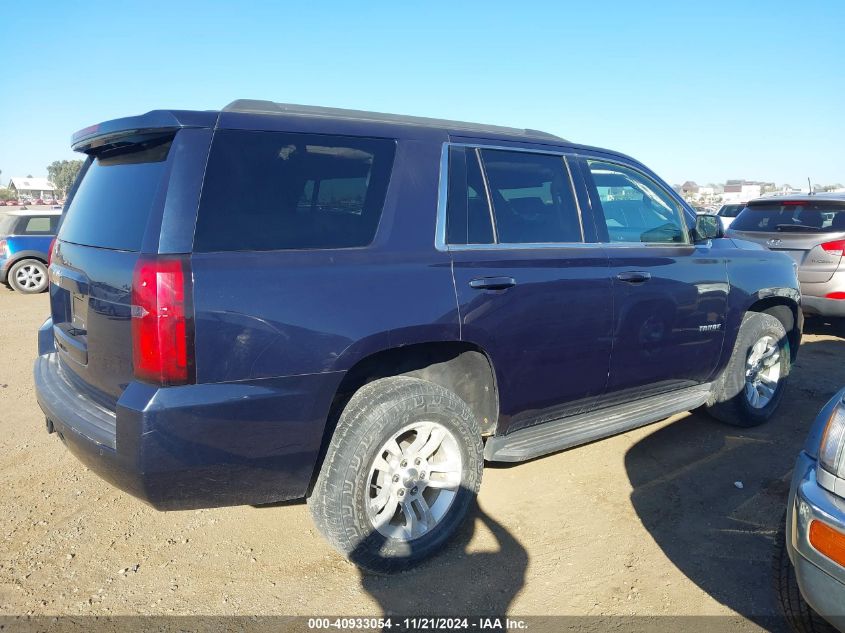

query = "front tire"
(308, 376), (483, 573)
(8, 258), (48, 294)
(775, 512), (836, 633)
(706, 312), (790, 427)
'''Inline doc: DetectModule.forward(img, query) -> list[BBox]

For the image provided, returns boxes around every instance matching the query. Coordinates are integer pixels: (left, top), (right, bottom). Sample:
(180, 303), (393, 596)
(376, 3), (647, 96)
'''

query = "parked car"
(779, 388), (845, 632)
(35, 101), (802, 572)
(33, 198), (45, 205)
(0, 209), (60, 293)
(726, 194), (845, 319)
(717, 203), (745, 230)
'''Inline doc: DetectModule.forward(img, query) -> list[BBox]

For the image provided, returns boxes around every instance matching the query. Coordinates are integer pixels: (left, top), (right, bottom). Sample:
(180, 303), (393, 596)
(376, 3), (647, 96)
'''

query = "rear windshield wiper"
(775, 224), (824, 232)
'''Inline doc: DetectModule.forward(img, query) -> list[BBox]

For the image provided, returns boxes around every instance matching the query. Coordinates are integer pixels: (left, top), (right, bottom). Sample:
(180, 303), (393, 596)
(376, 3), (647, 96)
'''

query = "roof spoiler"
(71, 109), (217, 152)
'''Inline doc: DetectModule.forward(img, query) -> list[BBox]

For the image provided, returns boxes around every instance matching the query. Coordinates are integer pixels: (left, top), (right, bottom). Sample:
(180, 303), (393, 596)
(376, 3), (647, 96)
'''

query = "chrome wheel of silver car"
(744, 335), (782, 409)
(366, 421), (462, 542)
(11, 260), (48, 293)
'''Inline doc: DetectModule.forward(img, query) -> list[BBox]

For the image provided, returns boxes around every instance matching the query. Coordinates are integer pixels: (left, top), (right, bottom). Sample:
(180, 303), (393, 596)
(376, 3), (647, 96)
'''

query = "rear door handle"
(469, 276), (517, 290)
(616, 271), (652, 284)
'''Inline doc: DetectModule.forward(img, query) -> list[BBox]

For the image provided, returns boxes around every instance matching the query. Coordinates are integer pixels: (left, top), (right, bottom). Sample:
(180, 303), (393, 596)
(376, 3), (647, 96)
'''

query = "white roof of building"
(8, 177), (55, 191)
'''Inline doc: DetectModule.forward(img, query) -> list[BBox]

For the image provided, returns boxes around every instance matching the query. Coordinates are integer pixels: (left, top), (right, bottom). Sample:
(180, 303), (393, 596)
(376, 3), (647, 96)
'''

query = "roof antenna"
(808, 177), (814, 195)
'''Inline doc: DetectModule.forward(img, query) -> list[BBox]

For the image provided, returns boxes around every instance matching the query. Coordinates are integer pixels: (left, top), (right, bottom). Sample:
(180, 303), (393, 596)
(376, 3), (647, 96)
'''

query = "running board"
(484, 383), (713, 462)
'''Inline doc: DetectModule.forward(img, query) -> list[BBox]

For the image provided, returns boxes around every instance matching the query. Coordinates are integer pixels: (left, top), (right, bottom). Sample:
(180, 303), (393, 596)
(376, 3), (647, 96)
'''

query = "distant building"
(7, 177), (56, 200)
(680, 181), (718, 202)
(680, 181), (699, 196)
(721, 180), (762, 204)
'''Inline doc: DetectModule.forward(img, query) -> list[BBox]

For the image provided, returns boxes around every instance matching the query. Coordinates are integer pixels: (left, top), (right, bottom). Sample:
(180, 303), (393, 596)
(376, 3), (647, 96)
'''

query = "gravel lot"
(1, 287), (844, 628)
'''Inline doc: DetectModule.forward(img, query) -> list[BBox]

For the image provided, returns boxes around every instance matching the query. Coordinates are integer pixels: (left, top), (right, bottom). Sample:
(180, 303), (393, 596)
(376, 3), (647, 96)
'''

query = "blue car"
(781, 389), (845, 631)
(0, 209), (60, 293)
(35, 101), (802, 571)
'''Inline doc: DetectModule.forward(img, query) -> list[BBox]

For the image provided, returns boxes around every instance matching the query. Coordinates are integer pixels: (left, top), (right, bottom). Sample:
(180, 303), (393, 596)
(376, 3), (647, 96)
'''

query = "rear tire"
(308, 376), (483, 573)
(8, 259), (48, 294)
(706, 312), (790, 427)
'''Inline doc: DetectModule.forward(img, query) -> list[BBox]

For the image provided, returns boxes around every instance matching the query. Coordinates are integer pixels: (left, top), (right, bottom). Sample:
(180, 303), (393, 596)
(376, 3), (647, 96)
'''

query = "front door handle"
(616, 271), (652, 284)
(469, 276), (517, 290)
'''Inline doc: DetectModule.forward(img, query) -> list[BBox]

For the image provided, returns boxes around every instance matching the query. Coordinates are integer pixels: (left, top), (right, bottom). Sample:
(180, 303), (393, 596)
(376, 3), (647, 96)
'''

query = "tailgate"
(50, 135), (176, 407)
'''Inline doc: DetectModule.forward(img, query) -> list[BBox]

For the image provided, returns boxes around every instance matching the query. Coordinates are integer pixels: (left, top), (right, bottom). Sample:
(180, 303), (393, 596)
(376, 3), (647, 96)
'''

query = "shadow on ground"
(625, 325), (845, 631)
(353, 500), (528, 616)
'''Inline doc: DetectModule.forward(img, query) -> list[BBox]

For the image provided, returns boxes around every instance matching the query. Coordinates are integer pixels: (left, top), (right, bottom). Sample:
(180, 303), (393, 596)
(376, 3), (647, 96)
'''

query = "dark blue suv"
(35, 100), (803, 572)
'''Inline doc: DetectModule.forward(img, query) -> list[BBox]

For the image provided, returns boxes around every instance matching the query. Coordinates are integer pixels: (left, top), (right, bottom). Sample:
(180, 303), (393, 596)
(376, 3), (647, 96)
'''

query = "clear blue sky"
(1, 0), (843, 188)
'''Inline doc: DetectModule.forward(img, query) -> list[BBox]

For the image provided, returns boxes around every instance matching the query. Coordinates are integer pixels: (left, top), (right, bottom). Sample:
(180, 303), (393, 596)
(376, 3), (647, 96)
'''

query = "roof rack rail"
(221, 100), (565, 142)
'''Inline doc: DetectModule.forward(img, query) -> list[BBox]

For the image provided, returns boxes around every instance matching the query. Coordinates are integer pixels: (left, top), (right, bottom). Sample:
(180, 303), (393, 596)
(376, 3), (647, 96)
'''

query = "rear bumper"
(801, 274), (845, 317)
(786, 452), (845, 628)
(0, 257), (8, 283)
(802, 294), (845, 318)
(34, 319), (344, 510)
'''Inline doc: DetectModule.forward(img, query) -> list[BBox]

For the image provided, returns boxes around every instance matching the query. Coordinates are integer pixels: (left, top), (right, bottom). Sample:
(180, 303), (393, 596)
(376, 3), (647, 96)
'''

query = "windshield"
(731, 202), (845, 233)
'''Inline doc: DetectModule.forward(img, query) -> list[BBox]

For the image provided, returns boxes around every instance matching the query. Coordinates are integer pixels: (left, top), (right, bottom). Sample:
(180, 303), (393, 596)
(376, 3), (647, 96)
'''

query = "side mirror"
(693, 214), (724, 242)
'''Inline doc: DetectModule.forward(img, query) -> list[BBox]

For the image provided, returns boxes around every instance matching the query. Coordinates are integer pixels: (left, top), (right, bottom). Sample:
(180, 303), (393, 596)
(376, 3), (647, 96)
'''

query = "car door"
(441, 142), (613, 435)
(577, 155), (729, 402)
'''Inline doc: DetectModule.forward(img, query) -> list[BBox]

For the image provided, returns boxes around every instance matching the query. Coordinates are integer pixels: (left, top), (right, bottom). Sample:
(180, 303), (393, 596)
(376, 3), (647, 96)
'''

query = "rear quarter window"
(193, 130), (396, 252)
(22, 216), (56, 234)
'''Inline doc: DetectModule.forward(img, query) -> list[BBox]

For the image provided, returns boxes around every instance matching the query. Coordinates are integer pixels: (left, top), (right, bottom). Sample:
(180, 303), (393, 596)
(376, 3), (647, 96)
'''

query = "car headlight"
(820, 398), (845, 478)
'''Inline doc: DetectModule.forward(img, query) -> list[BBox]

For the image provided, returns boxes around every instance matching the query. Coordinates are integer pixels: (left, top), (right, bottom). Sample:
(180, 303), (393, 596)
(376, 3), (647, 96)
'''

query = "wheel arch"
(306, 341), (499, 496)
(746, 296), (801, 362)
(7, 251), (49, 267)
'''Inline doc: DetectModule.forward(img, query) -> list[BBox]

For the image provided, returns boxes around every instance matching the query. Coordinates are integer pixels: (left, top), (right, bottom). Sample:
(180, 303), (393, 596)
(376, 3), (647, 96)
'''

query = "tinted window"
(479, 150), (581, 244)
(585, 160), (688, 244)
(23, 216), (54, 234)
(59, 139), (171, 251)
(731, 202), (845, 233)
(719, 204), (743, 218)
(194, 130), (395, 252)
(446, 147), (494, 245)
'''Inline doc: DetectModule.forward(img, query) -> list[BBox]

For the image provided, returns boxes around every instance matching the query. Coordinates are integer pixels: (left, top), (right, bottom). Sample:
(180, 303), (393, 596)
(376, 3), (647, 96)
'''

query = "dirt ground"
(1, 286), (844, 629)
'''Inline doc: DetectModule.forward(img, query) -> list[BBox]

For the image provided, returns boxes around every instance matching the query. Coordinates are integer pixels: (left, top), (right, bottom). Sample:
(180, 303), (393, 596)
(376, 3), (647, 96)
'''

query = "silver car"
(781, 388), (845, 632)
(726, 194), (845, 318)
(716, 203), (745, 231)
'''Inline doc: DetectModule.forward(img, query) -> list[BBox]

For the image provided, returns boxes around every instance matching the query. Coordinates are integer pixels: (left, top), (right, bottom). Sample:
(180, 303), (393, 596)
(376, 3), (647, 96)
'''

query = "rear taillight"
(0, 240), (8, 258)
(131, 255), (194, 386)
(47, 238), (57, 265)
(826, 292), (845, 300)
(821, 240), (845, 257)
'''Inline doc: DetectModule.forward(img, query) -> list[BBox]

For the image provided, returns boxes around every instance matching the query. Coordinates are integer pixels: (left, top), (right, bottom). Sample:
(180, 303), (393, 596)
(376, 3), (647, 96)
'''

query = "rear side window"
(193, 130), (395, 252)
(22, 216), (57, 234)
(59, 139), (172, 251)
(731, 202), (845, 233)
(479, 149), (581, 244)
(446, 147), (494, 245)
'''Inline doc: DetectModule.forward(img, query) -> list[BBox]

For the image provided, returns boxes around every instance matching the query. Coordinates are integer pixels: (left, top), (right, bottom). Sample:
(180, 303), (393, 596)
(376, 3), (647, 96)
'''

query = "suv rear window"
(731, 202), (845, 233)
(59, 138), (172, 251)
(193, 130), (395, 252)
